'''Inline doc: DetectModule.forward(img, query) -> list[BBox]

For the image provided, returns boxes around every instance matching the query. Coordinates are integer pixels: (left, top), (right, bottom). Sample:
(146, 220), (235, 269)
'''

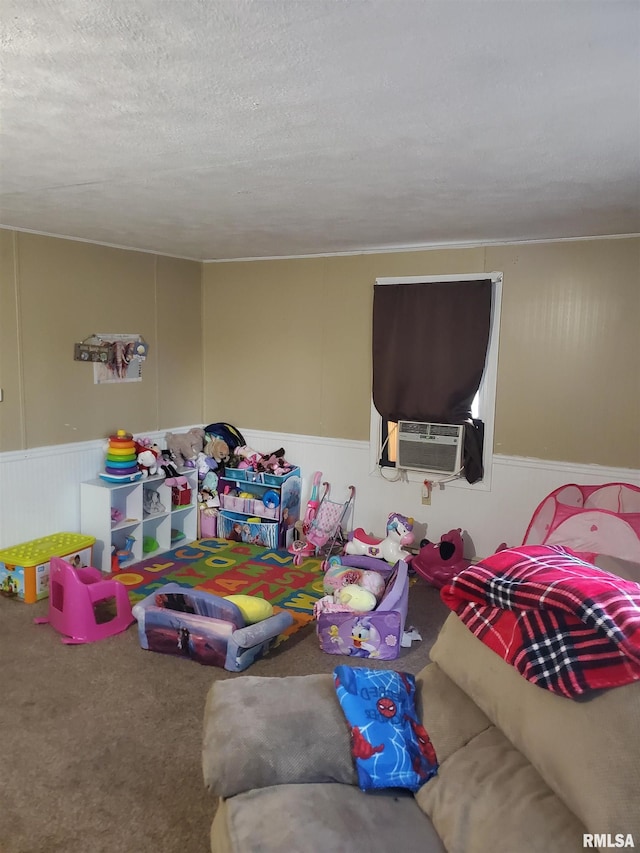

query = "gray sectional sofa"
(202, 610), (640, 852)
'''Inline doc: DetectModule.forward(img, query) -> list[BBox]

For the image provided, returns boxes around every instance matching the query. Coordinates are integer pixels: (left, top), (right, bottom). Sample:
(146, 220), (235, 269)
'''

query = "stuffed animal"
(359, 570), (386, 601)
(164, 428), (205, 467)
(203, 437), (230, 471)
(195, 451), (215, 479)
(323, 564), (365, 595)
(229, 445), (262, 470)
(335, 584), (377, 612)
(135, 440), (161, 478)
(202, 469), (219, 494)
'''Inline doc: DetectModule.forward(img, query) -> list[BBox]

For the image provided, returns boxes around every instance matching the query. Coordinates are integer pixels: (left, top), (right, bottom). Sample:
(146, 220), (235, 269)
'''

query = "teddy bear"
(134, 439), (161, 478)
(164, 428), (206, 467)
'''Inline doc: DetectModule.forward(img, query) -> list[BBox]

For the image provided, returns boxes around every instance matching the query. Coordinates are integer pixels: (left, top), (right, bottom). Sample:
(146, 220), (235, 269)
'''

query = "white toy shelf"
(80, 468), (199, 572)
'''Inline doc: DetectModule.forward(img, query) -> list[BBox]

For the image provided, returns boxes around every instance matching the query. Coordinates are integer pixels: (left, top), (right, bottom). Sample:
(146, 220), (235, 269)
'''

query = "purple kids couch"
(316, 560), (409, 660)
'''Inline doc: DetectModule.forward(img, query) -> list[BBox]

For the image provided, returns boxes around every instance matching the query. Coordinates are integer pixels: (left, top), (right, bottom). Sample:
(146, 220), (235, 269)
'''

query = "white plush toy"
(359, 570), (386, 601)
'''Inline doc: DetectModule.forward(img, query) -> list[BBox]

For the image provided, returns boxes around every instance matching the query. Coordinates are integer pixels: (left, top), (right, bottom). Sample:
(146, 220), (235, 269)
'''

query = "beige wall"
(203, 237), (640, 469)
(2, 230), (637, 468)
(0, 231), (203, 450)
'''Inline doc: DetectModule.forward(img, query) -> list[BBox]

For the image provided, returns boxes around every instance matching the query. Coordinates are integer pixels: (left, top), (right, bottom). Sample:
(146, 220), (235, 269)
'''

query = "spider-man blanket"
(441, 545), (640, 698)
(333, 666), (438, 792)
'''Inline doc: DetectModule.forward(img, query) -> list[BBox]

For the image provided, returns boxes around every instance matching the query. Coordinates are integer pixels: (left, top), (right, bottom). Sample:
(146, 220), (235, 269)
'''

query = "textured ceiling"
(1, 0), (639, 261)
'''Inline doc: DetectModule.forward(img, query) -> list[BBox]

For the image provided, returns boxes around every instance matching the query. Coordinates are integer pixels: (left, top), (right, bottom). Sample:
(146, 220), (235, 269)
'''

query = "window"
(369, 273), (502, 489)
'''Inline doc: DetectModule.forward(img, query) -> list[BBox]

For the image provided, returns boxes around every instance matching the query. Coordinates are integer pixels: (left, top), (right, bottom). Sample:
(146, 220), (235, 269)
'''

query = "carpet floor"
(0, 551), (449, 853)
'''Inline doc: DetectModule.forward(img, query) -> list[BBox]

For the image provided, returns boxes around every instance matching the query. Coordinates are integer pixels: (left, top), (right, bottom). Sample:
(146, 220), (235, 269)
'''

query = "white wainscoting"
(1, 427), (639, 557)
(0, 431), (167, 551)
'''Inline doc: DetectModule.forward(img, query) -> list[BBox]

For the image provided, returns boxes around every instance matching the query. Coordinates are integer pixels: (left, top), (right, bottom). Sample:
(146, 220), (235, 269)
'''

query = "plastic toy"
(0, 533), (95, 604)
(143, 536), (159, 554)
(34, 556), (134, 644)
(132, 582), (294, 671)
(288, 471), (325, 563)
(288, 478), (355, 566)
(345, 512), (415, 564)
(115, 535), (135, 566)
(100, 430), (142, 482)
(410, 528), (471, 589)
(263, 490), (280, 509)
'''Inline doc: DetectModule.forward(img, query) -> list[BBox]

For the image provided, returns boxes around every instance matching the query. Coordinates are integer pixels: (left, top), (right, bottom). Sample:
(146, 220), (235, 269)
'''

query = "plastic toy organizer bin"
(316, 560), (410, 660)
(219, 466), (301, 549)
(0, 533), (96, 603)
(217, 511), (279, 549)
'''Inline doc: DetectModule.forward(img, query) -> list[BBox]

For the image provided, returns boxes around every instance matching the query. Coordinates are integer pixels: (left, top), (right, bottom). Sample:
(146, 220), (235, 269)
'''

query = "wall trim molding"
(2, 227), (637, 267)
(2, 431), (638, 484)
(0, 225), (200, 262)
(203, 233), (640, 264)
(241, 428), (640, 483)
(491, 453), (640, 482)
(0, 429), (176, 465)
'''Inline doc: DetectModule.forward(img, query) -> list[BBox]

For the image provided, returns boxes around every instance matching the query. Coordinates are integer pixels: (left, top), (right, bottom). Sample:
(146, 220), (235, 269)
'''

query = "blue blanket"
(333, 665), (438, 792)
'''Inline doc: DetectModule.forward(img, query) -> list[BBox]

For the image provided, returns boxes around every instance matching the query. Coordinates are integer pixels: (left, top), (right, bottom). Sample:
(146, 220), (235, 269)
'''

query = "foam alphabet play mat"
(112, 537), (325, 639)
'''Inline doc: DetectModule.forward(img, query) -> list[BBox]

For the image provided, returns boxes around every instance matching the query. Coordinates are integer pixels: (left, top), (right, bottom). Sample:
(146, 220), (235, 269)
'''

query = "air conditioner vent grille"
(397, 421), (464, 475)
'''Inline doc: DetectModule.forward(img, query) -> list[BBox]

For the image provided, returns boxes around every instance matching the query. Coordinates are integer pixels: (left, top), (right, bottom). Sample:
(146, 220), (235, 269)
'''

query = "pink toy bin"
(199, 510), (218, 538)
(34, 556), (134, 644)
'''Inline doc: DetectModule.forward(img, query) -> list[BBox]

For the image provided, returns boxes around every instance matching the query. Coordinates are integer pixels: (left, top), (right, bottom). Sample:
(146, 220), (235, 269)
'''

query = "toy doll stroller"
(289, 474), (355, 566)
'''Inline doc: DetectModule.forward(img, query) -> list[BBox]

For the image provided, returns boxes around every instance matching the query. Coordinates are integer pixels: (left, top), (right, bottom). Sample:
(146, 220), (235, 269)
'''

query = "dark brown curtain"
(373, 279), (492, 424)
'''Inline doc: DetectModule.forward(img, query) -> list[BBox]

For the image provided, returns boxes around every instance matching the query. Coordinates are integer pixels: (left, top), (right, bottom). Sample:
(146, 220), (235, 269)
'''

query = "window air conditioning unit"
(396, 421), (464, 476)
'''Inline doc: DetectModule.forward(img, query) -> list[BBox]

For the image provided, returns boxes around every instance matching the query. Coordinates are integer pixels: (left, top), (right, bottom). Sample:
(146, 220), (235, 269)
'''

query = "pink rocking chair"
(34, 556), (134, 644)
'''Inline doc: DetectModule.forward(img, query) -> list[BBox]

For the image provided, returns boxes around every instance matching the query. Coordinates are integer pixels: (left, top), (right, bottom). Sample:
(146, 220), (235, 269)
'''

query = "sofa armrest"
(202, 674), (357, 798)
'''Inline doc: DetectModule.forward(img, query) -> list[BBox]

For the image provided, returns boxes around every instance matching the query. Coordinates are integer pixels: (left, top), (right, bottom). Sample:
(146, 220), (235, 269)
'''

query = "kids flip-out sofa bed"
(315, 559), (409, 660)
(131, 583), (293, 672)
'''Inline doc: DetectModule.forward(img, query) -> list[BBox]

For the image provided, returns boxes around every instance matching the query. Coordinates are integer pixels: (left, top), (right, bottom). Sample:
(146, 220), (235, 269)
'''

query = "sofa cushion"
(202, 674), (356, 797)
(213, 783), (445, 853)
(415, 661), (492, 764)
(415, 726), (587, 853)
(430, 613), (640, 840)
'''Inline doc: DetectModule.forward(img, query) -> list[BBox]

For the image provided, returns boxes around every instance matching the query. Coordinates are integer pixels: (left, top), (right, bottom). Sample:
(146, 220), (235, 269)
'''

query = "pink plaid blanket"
(441, 544), (640, 697)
